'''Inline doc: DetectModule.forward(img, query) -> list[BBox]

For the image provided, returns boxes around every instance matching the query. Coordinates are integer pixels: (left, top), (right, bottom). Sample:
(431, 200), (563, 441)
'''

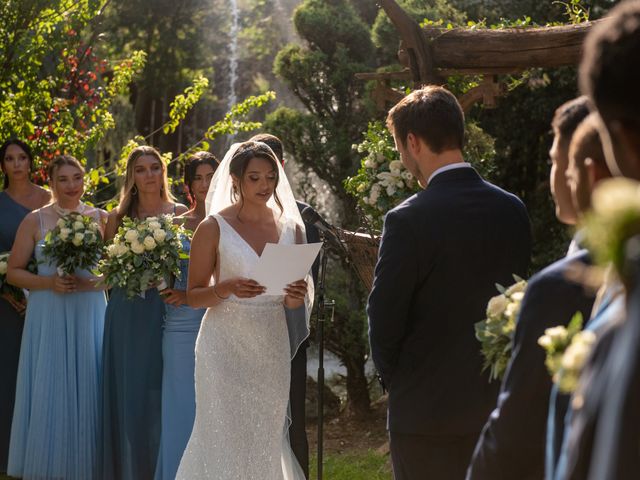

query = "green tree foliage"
(266, 0), (377, 417)
(0, 0), (145, 188)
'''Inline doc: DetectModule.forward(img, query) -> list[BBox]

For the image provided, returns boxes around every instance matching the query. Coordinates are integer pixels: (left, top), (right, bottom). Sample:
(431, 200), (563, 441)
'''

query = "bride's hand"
(284, 279), (307, 309)
(217, 278), (266, 299)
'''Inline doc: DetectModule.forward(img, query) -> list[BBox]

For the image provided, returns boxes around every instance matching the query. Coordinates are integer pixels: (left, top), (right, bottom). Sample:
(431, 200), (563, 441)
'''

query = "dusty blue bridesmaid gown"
(102, 284), (166, 479)
(0, 191), (29, 473)
(7, 211), (106, 479)
(154, 235), (205, 480)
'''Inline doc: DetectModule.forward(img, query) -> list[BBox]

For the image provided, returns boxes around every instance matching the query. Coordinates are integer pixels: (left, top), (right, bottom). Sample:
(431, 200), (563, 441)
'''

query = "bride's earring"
(132, 184), (138, 195)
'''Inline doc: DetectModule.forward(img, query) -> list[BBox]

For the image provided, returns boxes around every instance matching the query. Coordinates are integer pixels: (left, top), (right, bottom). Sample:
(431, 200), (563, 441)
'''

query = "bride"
(177, 141), (312, 479)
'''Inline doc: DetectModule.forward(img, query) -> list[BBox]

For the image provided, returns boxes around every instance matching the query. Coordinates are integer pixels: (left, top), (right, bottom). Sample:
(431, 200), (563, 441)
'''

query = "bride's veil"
(205, 141), (314, 358)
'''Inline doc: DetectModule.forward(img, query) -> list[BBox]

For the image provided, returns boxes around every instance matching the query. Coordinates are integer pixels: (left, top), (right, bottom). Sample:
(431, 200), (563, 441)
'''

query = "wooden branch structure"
(359, 0), (601, 112)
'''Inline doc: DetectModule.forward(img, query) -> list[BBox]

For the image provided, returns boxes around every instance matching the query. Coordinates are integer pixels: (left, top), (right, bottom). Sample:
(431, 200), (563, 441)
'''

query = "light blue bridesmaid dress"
(7, 211), (106, 480)
(155, 235), (205, 480)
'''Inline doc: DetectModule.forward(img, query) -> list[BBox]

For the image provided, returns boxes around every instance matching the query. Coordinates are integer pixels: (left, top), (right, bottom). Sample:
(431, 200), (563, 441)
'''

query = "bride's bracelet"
(213, 284), (229, 301)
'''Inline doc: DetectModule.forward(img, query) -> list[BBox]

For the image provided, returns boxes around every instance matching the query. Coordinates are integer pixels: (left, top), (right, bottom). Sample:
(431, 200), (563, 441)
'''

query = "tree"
(265, 0), (377, 417)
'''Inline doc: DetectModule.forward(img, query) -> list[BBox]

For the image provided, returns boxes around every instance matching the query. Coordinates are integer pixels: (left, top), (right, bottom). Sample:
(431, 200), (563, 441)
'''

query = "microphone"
(300, 206), (346, 254)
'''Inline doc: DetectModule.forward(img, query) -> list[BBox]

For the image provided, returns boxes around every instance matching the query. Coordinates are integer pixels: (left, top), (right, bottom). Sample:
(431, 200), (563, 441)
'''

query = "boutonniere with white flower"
(98, 215), (185, 298)
(42, 212), (104, 276)
(538, 312), (596, 394)
(475, 277), (528, 381)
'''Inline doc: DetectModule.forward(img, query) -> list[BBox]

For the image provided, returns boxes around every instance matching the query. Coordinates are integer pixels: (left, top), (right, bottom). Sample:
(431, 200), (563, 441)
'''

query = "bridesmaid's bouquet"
(475, 277), (528, 381)
(42, 212), (104, 276)
(99, 215), (184, 298)
(538, 312), (596, 394)
(0, 251), (37, 304)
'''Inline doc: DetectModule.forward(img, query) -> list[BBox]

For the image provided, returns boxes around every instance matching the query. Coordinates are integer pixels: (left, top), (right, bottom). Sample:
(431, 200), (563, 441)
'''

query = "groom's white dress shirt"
(427, 162), (472, 185)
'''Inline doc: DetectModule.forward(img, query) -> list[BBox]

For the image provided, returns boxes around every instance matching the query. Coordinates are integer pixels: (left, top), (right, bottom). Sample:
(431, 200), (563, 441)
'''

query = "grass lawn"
(309, 450), (392, 480)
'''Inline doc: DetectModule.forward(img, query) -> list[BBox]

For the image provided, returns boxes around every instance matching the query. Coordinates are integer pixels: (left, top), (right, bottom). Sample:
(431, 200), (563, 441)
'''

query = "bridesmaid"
(6, 155), (107, 479)
(102, 146), (188, 480)
(155, 151), (218, 480)
(0, 139), (50, 474)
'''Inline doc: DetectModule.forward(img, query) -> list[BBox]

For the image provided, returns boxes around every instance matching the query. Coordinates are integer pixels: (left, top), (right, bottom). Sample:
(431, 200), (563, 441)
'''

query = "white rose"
(0, 261), (7, 275)
(369, 189), (380, 204)
(72, 232), (84, 246)
(125, 229), (139, 243)
(377, 172), (395, 186)
(73, 220), (84, 231)
(386, 185), (397, 196)
(544, 326), (568, 344)
(389, 160), (403, 173)
(538, 335), (552, 348)
(147, 216), (158, 222)
(153, 229), (167, 243)
(57, 218), (66, 228)
(89, 222), (99, 232)
(510, 291), (525, 302)
(486, 294), (509, 318)
(148, 221), (162, 231)
(364, 157), (376, 169)
(60, 227), (72, 240)
(143, 236), (157, 251)
(107, 244), (119, 258)
(130, 241), (145, 254)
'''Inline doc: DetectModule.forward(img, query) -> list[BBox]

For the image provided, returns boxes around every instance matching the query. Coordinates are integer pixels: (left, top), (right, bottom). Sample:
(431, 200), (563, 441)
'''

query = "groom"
(368, 85), (531, 479)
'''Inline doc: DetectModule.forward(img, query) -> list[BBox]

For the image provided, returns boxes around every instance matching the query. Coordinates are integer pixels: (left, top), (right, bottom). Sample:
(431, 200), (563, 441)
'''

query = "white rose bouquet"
(98, 215), (184, 298)
(538, 312), (596, 393)
(475, 277), (528, 381)
(42, 212), (104, 276)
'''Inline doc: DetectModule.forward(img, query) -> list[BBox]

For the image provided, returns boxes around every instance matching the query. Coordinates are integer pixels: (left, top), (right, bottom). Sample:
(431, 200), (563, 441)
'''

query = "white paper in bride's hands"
(250, 242), (322, 295)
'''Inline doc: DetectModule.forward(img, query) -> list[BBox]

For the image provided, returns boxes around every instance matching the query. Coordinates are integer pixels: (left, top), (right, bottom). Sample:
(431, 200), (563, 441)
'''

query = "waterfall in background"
(227, 0), (240, 112)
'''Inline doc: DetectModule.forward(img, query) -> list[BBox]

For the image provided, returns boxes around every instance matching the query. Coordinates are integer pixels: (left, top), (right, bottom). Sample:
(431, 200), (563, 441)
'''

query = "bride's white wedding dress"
(176, 212), (305, 480)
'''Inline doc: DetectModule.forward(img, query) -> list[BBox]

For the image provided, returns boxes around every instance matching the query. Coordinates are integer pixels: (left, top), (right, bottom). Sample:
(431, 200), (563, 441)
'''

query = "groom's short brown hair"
(386, 85), (465, 153)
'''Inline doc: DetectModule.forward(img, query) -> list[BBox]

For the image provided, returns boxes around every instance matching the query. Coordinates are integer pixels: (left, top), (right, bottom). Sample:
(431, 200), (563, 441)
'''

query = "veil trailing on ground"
(205, 141), (314, 358)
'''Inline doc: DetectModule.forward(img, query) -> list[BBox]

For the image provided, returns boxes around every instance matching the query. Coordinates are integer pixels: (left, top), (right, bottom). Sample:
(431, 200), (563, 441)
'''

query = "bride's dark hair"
(229, 141), (284, 215)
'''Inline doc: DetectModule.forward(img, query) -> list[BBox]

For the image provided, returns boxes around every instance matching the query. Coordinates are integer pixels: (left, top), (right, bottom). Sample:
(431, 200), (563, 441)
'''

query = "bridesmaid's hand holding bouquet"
(99, 215), (185, 298)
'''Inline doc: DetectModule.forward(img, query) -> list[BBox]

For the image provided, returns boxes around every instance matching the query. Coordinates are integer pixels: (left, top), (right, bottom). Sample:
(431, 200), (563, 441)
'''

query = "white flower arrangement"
(538, 312), (596, 394)
(344, 122), (419, 229)
(98, 215), (185, 298)
(475, 277), (528, 381)
(42, 212), (103, 276)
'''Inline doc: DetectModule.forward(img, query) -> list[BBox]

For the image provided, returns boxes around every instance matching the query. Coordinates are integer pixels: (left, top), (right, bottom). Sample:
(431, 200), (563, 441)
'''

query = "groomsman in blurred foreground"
(368, 85), (531, 479)
(467, 97), (599, 480)
(558, 2), (640, 478)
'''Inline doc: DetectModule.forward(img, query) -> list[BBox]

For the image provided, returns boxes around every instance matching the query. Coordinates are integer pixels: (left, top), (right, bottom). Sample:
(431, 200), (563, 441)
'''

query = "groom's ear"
(406, 132), (422, 156)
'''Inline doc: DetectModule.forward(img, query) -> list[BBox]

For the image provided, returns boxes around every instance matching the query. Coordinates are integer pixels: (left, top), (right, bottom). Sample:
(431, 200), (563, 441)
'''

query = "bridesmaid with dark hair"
(0, 139), (50, 474)
(154, 151), (218, 480)
(102, 146), (188, 480)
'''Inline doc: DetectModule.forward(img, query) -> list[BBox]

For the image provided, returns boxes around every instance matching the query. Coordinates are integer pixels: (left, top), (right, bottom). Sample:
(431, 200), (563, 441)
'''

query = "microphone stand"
(316, 233), (335, 480)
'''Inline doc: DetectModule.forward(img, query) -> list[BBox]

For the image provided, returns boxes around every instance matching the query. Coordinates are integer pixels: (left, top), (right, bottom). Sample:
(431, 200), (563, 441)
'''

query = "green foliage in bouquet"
(99, 215), (185, 298)
(475, 278), (527, 381)
(537, 312), (595, 393)
(42, 212), (104, 276)
(0, 252), (37, 304)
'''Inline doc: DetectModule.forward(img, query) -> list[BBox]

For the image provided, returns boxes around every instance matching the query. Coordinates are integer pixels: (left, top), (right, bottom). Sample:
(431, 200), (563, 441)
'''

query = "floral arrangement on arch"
(98, 215), (185, 298)
(344, 121), (419, 230)
(345, 121), (497, 230)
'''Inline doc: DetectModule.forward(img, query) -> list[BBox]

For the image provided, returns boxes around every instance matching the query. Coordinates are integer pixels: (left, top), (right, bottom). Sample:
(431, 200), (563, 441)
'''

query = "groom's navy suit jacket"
(368, 167), (531, 436)
(466, 250), (595, 480)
